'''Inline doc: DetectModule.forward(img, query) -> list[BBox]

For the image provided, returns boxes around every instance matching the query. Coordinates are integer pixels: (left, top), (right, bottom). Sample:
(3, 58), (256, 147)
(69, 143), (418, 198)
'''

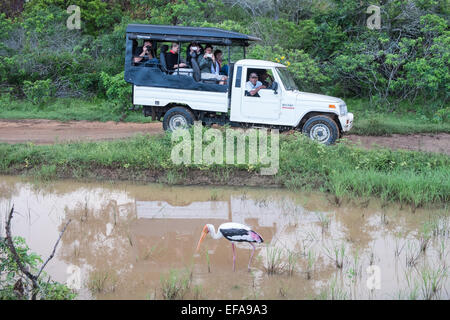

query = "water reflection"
(0, 175), (448, 300)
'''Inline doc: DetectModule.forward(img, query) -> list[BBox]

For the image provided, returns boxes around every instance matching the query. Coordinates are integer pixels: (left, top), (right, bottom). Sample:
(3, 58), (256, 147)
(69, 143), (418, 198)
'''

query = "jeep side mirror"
(272, 81), (278, 94)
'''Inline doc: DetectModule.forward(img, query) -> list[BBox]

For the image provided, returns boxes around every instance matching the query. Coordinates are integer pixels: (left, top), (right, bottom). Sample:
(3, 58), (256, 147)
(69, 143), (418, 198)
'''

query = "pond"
(0, 175), (448, 299)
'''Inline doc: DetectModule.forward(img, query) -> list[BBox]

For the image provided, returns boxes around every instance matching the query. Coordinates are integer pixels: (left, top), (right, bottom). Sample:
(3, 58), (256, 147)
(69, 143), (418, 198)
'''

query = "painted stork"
(196, 222), (264, 271)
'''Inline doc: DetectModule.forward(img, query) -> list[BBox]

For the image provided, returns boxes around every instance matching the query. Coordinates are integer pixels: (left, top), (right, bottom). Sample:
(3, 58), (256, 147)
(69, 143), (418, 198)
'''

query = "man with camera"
(133, 40), (156, 65)
(198, 45), (227, 84)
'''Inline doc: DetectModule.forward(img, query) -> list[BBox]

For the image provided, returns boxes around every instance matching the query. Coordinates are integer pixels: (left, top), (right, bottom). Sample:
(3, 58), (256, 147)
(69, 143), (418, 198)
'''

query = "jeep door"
(240, 67), (281, 121)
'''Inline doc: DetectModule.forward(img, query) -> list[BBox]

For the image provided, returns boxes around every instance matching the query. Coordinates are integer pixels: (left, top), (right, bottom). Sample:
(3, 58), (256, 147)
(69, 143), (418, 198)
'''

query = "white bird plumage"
(196, 222), (263, 271)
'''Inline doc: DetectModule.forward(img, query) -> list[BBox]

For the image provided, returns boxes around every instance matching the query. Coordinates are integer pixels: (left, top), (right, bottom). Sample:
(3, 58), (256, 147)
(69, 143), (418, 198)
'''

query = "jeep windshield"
(276, 67), (298, 91)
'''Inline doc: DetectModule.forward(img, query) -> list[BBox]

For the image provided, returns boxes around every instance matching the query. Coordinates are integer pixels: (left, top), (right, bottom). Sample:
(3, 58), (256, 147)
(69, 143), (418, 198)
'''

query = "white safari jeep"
(125, 24), (353, 144)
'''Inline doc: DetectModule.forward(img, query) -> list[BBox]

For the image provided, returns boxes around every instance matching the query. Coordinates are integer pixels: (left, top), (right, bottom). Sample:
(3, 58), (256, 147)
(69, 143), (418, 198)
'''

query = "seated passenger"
(186, 42), (203, 67)
(134, 40), (156, 65)
(198, 45), (227, 84)
(213, 49), (228, 76)
(260, 70), (274, 88)
(245, 73), (266, 96)
(166, 43), (187, 72)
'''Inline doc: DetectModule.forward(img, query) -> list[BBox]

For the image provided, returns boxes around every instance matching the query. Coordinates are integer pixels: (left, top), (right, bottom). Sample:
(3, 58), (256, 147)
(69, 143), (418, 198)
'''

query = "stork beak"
(196, 225), (209, 252)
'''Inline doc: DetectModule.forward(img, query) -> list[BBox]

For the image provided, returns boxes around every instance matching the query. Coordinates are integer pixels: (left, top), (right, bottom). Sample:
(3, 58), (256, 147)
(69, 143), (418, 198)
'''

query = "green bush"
(432, 107), (450, 123)
(100, 71), (132, 110)
(23, 79), (53, 105)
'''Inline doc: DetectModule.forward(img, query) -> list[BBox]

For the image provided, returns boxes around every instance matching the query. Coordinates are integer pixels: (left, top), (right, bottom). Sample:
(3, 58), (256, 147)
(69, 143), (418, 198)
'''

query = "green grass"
(160, 269), (192, 300)
(351, 113), (450, 136)
(346, 98), (450, 136)
(280, 134), (450, 206)
(264, 245), (285, 275)
(0, 131), (448, 207)
(87, 270), (118, 295)
(317, 276), (348, 300)
(0, 97), (152, 123)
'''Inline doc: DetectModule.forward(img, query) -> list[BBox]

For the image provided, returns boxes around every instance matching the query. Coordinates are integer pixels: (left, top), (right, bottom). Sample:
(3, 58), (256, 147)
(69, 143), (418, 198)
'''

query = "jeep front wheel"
(302, 115), (339, 145)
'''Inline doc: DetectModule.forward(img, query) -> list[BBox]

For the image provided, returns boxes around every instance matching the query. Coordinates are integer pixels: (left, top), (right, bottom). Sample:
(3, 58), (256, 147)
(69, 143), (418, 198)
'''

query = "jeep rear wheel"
(163, 107), (194, 131)
(302, 115), (339, 145)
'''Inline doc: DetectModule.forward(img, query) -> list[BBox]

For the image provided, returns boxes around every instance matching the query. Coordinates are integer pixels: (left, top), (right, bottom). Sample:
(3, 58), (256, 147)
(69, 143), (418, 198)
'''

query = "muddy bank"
(1, 119), (449, 155)
(8, 165), (281, 188)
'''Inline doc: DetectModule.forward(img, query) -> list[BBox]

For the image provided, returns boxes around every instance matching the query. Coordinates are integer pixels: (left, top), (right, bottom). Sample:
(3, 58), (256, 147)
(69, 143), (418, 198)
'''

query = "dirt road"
(0, 119), (449, 155)
(0, 119), (164, 144)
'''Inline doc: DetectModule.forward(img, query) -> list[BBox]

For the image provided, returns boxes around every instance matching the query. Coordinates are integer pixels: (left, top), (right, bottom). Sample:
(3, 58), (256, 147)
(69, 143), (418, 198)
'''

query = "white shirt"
(246, 80), (263, 92)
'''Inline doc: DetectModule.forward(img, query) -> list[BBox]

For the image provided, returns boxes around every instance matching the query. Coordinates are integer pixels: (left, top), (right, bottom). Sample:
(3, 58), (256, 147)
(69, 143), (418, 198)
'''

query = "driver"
(245, 73), (266, 96)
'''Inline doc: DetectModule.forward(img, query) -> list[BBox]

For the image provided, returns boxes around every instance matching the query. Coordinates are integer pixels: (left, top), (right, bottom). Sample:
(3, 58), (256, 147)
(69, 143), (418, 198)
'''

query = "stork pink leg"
(232, 242), (236, 272)
(248, 242), (255, 272)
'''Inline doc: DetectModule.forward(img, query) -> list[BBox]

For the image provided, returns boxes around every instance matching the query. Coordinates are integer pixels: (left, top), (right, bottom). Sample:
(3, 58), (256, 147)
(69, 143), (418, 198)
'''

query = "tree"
(1, 206), (74, 300)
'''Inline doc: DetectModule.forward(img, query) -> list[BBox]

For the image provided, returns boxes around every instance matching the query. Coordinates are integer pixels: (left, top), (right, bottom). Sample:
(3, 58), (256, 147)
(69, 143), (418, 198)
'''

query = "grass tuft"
(160, 268), (192, 300)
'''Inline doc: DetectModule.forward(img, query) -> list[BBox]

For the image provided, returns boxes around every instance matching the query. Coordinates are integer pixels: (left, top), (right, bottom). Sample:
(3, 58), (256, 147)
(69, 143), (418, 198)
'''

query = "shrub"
(432, 107), (450, 123)
(23, 79), (53, 105)
(100, 71), (132, 110)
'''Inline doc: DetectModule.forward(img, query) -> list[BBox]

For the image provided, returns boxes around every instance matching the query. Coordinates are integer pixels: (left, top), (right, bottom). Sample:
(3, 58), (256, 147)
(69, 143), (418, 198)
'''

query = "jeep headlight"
(339, 104), (347, 116)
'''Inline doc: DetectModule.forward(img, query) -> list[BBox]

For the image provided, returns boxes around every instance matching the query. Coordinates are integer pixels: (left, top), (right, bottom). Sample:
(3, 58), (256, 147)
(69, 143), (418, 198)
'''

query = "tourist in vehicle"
(245, 72), (266, 96)
(166, 43), (187, 72)
(133, 40), (156, 65)
(186, 42), (203, 67)
(213, 49), (228, 76)
(198, 45), (227, 84)
(260, 70), (274, 88)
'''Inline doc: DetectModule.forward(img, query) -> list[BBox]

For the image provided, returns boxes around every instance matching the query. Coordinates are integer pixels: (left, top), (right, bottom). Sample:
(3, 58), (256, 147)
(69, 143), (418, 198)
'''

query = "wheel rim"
(169, 115), (188, 130)
(309, 123), (331, 143)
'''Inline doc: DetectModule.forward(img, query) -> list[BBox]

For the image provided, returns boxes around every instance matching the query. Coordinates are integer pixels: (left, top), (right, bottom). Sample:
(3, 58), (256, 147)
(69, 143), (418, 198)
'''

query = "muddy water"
(0, 175), (449, 300)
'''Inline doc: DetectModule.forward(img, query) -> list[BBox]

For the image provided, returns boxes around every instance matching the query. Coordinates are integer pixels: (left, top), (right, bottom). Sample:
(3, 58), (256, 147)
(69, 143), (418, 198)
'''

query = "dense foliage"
(0, 0), (448, 114)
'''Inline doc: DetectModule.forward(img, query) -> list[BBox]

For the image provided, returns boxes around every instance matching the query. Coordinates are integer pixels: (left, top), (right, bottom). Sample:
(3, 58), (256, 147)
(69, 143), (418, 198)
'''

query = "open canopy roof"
(126, 24), (261, 46)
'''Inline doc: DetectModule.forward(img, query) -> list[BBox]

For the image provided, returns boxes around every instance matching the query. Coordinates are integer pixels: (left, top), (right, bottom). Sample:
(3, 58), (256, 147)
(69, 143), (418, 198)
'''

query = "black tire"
(162, 107), (194, 131)
(302, 115), (339, 145)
